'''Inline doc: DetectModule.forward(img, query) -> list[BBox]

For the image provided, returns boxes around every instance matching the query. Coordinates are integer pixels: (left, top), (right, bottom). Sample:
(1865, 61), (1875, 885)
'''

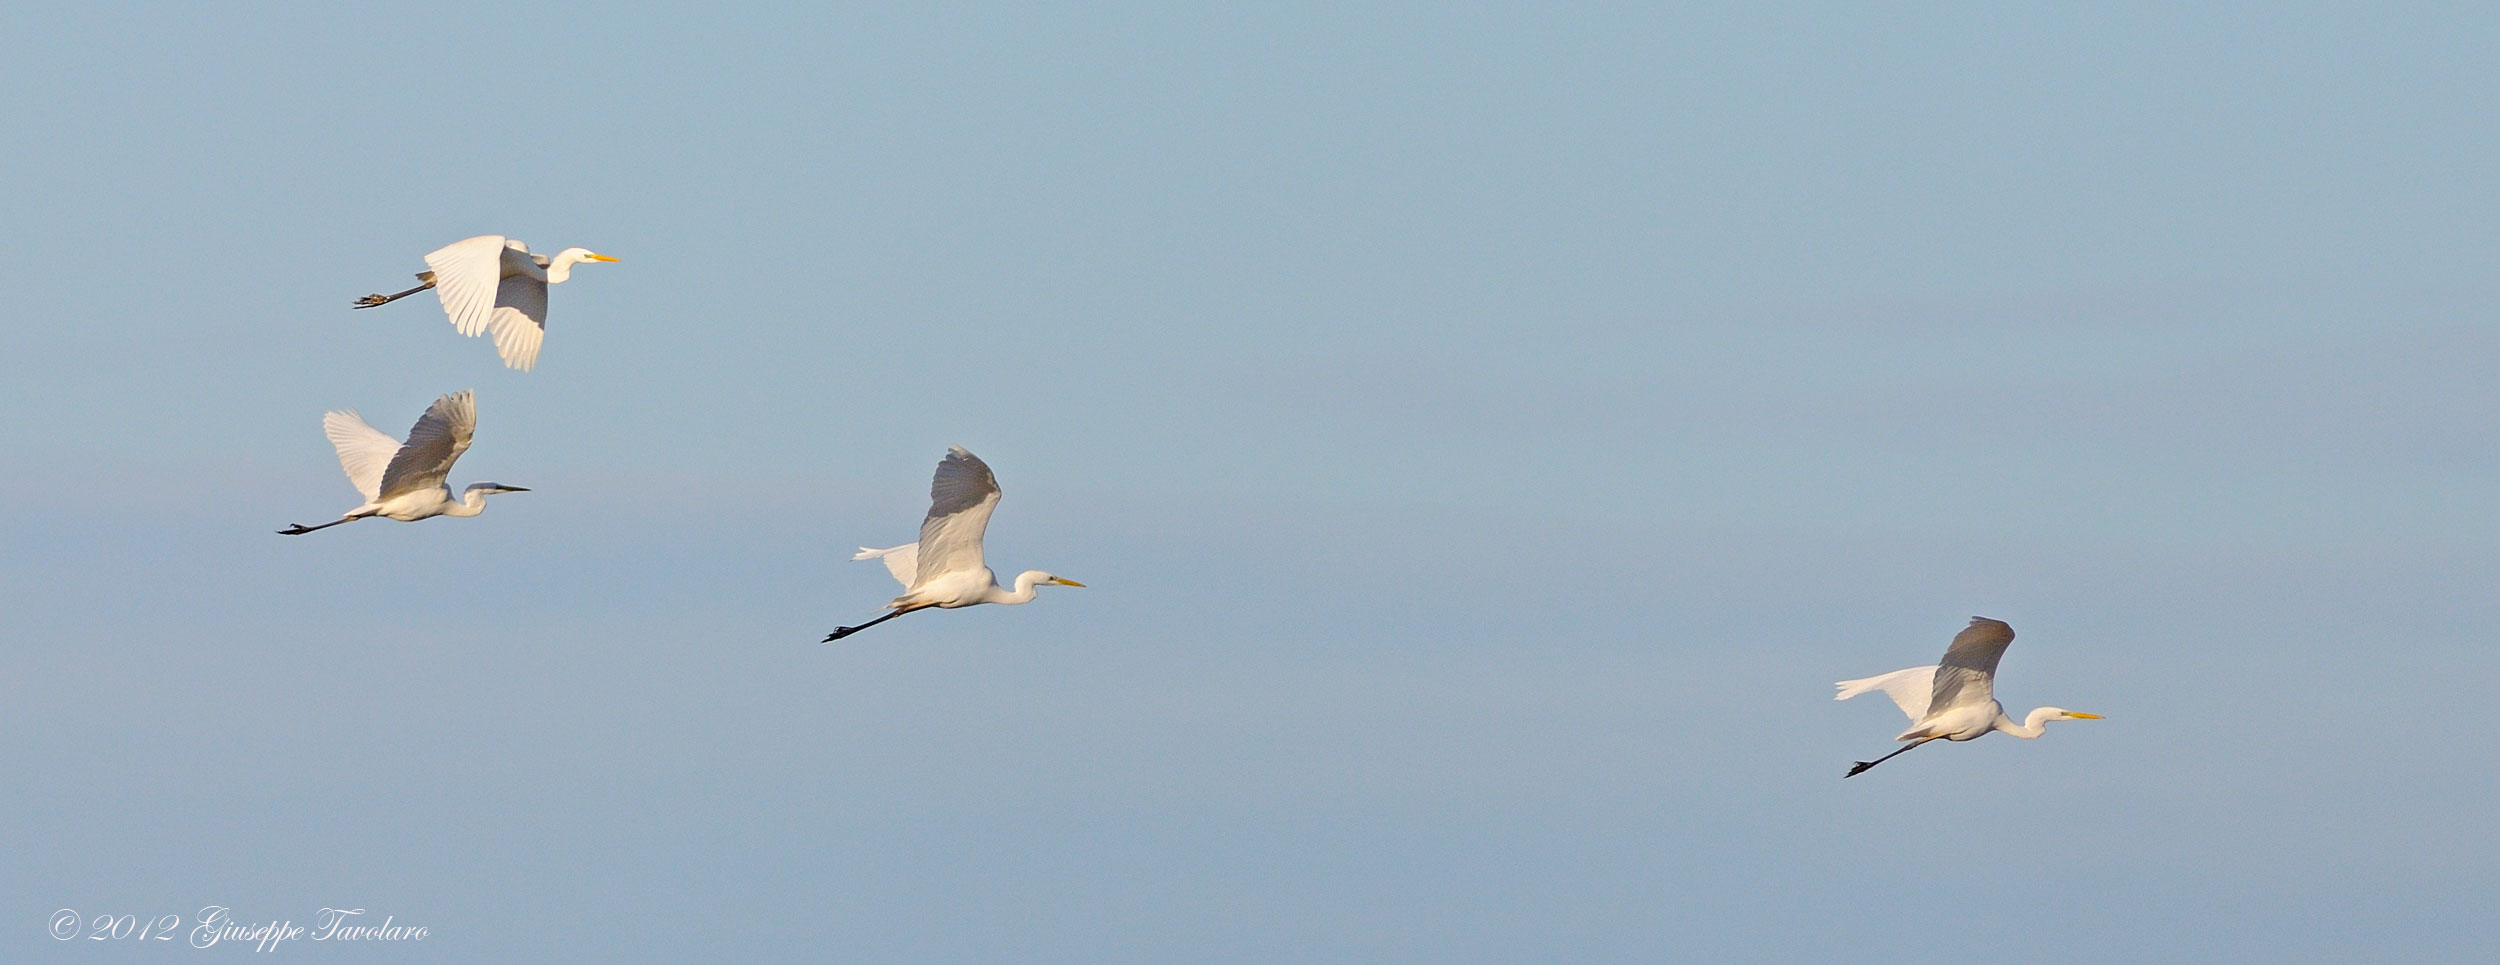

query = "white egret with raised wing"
(823, 447), (1083, 642)
(1835, 617), (2101, 777)
(278, 390), (528, 535)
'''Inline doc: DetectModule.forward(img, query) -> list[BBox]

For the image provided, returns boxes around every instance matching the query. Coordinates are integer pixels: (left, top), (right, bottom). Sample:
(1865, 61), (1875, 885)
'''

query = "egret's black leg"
(353, 280), (435, 309)
(1845, 737), (1938, 778)
(822, 607), (917, 642)
(277, 518), (355, 536)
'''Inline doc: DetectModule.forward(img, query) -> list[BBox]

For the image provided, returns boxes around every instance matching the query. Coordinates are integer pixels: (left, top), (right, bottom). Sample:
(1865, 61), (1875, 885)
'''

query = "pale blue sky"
(5, 3), (2497, 961)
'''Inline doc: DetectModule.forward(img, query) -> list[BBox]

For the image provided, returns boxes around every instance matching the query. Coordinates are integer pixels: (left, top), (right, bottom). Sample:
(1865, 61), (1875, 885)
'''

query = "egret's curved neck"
(543, 253), (586, 285)
(1994, 707), (2062, 739)
(443, 486), (493, 518)
(983, 571), (1049, 606)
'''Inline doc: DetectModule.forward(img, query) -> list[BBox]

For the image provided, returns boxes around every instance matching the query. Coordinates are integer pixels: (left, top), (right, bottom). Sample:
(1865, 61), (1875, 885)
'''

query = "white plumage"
(853, 542), (920, 590)
(1831, 665), (1939, 722)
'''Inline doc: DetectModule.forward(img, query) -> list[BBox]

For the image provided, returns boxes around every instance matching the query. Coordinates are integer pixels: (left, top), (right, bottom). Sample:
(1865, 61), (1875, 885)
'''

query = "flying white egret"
(822, 447), (1083, 642)
(352, 235), (617, 372)
(277, 390), (528, 535)
(1834, 616), (2101, 778)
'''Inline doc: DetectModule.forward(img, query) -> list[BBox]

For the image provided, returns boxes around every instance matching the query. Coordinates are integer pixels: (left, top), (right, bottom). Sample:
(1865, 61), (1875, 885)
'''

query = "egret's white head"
(552, 247), (620, 266)
(1033, 573), (1085, 589)
(2044, 709), (2103, 722)
(466, 482), (532, 495)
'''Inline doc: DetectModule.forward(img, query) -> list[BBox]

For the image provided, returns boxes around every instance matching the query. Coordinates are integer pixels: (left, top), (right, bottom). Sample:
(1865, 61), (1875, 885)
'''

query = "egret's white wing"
(853, 543), (920, 589)
(376, 390), (476, 500)
(1836, 666), (1937, 722)
(322, 410), (401, 502)
(423, 236), (513, 337)
(486, 275), (549, 371)
(1927, 617), (2014, 714)
(913, 447), (1002, 586)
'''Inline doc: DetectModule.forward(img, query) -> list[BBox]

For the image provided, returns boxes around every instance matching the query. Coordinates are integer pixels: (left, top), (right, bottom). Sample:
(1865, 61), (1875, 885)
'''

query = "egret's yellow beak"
(586, 253), (620, 262)
(2069, 712), (2104, 719)
(1051, 578), (1086, 587)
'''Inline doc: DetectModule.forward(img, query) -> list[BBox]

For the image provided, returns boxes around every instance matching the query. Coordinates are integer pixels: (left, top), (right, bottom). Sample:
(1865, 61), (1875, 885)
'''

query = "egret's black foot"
(822, 626), (860, 643)
(352, 294), (389, 308)
(278, 524), (313, 535)
(1845, 761), (1876, 778)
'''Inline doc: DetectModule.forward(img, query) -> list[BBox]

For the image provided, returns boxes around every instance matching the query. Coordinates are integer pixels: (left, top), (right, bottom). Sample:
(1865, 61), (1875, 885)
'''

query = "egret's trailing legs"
(353, 277), (434, 309)
(1845, 737), (1938, 778)
(277, 516), (364, 536)
(822, 606), (925, 643)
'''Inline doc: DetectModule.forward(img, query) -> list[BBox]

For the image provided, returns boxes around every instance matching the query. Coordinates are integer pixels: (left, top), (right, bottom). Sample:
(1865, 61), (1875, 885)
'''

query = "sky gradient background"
(5, 3), (2497, 961)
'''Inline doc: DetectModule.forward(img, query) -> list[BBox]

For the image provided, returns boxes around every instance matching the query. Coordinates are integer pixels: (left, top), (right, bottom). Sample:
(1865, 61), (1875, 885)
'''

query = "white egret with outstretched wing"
(823, 447), (1083, 641)
(353, 235), (616, 371)
(277, 390), (529, 535)
(1834, 617), (2101, 777)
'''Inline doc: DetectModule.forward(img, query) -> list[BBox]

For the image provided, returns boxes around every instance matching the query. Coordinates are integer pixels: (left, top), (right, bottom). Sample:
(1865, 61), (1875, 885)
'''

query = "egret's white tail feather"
(1835, 665), (1940, 722)
(853, 542), (921, 589)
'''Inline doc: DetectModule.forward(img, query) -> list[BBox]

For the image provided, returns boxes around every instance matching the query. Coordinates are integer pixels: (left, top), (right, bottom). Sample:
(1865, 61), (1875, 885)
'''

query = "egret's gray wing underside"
(913, 446), (1002, 586)
(1927, 616), (2015, 714)
(376, 390), (476, 500)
